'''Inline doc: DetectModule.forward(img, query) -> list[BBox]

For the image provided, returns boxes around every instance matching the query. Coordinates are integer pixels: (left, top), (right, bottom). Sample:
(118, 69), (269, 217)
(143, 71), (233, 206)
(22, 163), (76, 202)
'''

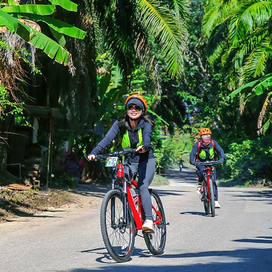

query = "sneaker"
(215, 201), (221, 209)
(196, 185), (202, 195)
(142, 219), (154, 232)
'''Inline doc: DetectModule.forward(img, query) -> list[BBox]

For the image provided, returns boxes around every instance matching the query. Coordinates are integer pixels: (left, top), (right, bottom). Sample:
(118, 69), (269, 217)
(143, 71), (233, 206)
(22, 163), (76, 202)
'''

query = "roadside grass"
(152, 173), (169, 185)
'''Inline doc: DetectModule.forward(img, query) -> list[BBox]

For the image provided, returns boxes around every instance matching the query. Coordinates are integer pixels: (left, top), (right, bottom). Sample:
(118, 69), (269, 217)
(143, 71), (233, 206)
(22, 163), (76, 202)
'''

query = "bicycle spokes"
(101, 189), (136, 262)
(143, 189), (166, 255)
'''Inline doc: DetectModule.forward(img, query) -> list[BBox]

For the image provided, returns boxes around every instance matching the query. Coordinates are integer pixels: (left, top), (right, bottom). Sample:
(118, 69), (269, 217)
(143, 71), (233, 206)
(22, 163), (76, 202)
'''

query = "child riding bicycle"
(190, 128), (225, 208)
(88, 94), (155, 232)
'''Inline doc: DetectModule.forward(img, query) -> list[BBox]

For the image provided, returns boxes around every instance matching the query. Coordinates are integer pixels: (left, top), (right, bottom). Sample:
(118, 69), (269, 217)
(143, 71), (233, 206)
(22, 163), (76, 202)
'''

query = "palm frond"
(171, 0), (190, 20)
(137, 0), (187, 77)
(245, 48), (267, 78)
(235, 1), (272, 41)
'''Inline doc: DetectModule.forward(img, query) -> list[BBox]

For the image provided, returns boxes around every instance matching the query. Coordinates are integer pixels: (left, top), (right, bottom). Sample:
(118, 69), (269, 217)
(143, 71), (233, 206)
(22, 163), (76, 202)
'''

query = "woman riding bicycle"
(88, 94), (155, 232)
(190, 127), (225, 208)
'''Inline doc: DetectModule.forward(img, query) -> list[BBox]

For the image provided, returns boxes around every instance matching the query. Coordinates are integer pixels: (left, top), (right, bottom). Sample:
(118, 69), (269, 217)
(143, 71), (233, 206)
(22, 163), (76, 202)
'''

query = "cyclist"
(179, 156), (183, 171)
(189, 128), (225, 208)
(88, 94), (155, 231)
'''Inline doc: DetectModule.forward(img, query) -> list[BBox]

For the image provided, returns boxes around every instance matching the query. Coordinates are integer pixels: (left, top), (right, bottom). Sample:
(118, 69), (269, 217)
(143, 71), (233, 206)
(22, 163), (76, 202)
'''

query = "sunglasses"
(127, 105), (143, 111)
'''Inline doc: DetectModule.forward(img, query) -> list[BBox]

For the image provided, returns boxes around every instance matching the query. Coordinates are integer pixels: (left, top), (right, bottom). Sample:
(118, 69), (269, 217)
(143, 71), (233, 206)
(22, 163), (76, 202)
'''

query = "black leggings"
(129, 158), (155, 220)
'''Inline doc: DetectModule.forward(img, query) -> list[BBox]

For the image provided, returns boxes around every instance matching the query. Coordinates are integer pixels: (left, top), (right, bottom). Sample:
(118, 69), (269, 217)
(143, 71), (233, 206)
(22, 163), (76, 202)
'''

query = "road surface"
(1, 167), (272, 271)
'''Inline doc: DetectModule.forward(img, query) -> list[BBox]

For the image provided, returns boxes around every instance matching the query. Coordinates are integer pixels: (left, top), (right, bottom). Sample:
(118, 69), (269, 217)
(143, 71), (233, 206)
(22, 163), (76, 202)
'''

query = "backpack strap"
(211, 139), (217, 160)
(195, 141), (201, 162)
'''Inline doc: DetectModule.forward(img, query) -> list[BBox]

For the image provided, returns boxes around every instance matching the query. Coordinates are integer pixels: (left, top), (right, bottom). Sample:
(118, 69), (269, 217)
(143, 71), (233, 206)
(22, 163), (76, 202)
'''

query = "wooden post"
(46, 110), (53, 189)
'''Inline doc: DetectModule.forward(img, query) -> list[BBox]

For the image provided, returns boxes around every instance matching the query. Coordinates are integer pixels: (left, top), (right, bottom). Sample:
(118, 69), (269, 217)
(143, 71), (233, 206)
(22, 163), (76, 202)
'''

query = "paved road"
(1, 167), (272, 272)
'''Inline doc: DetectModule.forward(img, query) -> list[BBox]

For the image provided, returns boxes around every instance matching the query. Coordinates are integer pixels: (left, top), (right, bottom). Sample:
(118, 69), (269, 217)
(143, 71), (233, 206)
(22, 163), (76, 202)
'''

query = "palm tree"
(202, 0), (272, 134)
(93, 0), (189, 79)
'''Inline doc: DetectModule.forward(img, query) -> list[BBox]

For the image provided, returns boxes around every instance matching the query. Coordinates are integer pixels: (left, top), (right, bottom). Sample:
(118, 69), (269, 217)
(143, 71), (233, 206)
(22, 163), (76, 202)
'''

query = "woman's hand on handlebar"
(87, 154), (96, 161)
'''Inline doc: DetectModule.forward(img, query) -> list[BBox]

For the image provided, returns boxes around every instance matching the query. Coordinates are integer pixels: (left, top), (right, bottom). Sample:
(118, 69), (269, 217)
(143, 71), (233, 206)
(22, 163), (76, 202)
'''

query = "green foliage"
(202, 0), (272, 135)
(93, 0), (189, 78)
(220, 136), (272, 183)
(0, 85), (29, 125)
(0, 0), (86, 66)
(51, 173), (78, 188)
(154, 131), (192, 171)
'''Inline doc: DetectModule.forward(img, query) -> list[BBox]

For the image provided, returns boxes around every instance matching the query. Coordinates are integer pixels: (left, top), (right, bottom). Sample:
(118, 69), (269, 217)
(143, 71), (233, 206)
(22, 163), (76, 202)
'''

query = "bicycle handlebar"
(84, 148), (138, 162)
(194, 160), (222, 167)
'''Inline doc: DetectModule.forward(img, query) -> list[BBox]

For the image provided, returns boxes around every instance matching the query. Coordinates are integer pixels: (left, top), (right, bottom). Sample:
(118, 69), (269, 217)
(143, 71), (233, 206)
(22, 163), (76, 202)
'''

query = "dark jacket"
(90, 117), (154, 163)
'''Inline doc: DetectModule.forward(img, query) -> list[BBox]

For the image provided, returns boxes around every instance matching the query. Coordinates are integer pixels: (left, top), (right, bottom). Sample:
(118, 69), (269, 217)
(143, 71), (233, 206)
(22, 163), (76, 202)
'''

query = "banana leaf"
(0, 9), (18, 32)
(18, 13), (86, 39)
(2, 5), (55, 15)
(229, 79), (258, 99)
(48, 0), (77, 12)
(16, 21), (70, 65)
(50, 28), (66, 47)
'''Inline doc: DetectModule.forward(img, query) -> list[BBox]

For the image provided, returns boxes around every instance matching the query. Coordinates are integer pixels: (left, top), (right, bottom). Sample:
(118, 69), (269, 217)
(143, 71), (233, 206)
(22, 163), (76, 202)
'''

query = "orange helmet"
(125, 94), (148, 113)
(199, 127), (212, 136)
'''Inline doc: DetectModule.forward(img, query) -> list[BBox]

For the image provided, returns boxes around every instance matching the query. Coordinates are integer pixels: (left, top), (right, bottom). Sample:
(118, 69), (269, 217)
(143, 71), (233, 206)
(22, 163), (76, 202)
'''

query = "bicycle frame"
(202, 167), (212, 201)
(113, 158), (162, 231)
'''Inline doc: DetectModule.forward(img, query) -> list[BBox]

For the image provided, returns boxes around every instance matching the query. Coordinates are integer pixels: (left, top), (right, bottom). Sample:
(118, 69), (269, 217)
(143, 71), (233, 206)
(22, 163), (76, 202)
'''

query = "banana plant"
(230, 74), (272, 134)
(0, 0), (86, 66)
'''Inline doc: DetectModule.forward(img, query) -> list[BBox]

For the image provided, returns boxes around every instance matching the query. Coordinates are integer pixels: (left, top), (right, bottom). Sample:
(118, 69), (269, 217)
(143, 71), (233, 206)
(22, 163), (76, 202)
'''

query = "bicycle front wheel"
(100, 189), (136, 262)
(143, 189), (167, 255)
(203, 183), (210, 215)
(208, 178), (215, 217)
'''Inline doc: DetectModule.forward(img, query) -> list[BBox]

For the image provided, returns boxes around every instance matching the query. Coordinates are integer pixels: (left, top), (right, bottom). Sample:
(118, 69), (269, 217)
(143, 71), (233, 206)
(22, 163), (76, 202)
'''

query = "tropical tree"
(202, 0), (272, 134)
(0, 0), (87, 124)
(0, 0), (86, 68)
(93, 0), (190, 80)
(39, 0), (192, 142)
(0, 0), (86, 172)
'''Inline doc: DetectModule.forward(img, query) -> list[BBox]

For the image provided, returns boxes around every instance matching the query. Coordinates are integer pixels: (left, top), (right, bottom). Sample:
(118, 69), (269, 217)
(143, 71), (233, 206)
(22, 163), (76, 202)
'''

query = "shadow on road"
(72, 243), (272, 271)
(161, 167), (197, 184)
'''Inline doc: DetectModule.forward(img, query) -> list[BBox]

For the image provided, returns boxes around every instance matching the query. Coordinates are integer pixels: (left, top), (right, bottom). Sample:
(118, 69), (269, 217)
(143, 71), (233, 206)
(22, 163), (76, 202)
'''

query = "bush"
(219, 136), (272, 184)
(154, 131), (193, 172)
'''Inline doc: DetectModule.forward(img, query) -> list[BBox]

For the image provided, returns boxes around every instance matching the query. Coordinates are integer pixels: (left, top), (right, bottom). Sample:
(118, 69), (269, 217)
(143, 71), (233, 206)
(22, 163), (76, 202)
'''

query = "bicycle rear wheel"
(143, 189), (166, 255)
(100, 189), (136, 262)
(208, 179), (215, 217)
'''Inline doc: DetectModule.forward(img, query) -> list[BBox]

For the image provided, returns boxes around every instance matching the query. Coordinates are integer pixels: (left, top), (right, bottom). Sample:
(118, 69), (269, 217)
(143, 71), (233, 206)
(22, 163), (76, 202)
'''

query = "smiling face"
(201, 134), (211, 146)
(126, 104), (143, 120)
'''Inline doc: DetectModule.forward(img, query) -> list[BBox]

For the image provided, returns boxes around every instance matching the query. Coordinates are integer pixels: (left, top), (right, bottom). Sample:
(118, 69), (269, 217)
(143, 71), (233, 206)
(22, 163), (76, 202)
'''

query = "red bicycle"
(195, 161), (220, 217)
(87, 149), (167, 262)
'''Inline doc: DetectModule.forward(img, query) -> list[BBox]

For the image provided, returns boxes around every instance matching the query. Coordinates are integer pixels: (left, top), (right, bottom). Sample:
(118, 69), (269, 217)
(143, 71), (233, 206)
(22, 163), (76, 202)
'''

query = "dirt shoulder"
(0, 182), (109, 224)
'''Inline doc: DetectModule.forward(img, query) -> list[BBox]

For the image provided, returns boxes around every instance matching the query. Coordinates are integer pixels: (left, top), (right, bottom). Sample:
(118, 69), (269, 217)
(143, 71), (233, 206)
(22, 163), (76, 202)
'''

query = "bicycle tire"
(143, 189), (167, 255)
(208, 178), (215, 217)
(203, 183), (210, 215)
(100, 189), (136, 262)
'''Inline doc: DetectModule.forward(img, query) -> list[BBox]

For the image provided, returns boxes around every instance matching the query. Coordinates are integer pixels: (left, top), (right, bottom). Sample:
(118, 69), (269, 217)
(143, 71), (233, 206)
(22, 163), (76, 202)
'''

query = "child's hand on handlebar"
(136, 145), (145, 153)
